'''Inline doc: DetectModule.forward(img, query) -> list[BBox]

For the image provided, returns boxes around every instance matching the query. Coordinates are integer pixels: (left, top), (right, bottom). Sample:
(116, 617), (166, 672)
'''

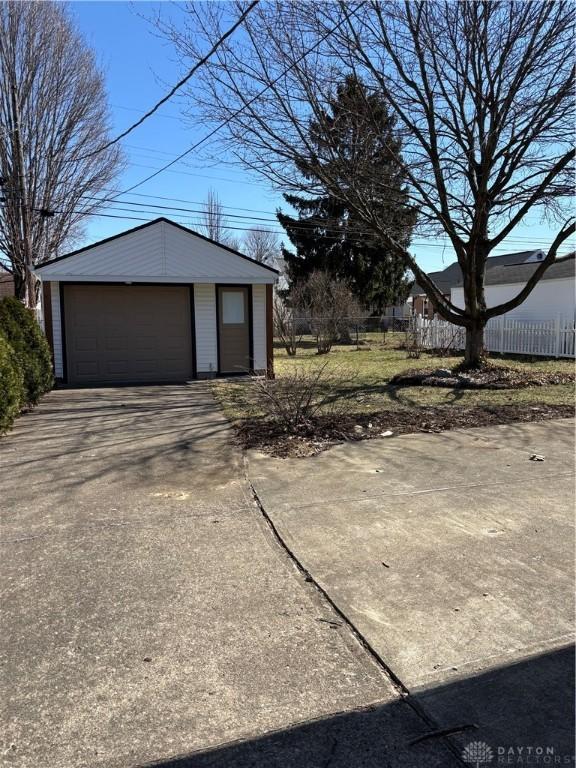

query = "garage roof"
(34, 217), (279, 284)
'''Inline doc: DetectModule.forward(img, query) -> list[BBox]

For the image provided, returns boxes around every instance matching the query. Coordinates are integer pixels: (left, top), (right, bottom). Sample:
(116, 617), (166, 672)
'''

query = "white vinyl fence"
(415, 316), (575, 358)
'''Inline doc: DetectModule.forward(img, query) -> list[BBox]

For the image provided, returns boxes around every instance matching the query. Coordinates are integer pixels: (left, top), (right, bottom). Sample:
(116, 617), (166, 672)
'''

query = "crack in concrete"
(243, 457), (469, 766)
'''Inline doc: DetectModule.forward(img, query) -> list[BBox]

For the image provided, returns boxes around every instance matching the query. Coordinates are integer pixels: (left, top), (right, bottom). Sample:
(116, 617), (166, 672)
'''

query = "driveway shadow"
(142, 646), (575, 768)
(0, 384), (243, 526)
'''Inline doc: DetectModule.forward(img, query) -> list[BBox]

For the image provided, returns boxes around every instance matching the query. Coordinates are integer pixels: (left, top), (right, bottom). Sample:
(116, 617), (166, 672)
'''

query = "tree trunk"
(464, 320), (486, 368)
(12, 268), (38, 308)
(13, 270), (26, 301)
(25, 271), (39, 309)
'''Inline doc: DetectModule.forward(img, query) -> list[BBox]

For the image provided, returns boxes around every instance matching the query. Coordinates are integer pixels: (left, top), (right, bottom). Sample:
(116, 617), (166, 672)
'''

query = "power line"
(86, 8), (572, 252)
(125, 144), (250, 171)
(106, 16), (348, 200)
(5, 199), (572, 262)
(126, 161), (259, 186)
(96, 189), (283, 216)
(43, 202), (574, 255)
(111, 105), (181, 122)
(77, 1), (259, 161)
(116, 147), (576, 244)
(88, 190), (573, 246)
(77, 194), (574, 250)
(125, 144), (189, 157)
(80, 195), (276, 223)
(128, 154), (252, 181)
(1, 188), (571, 253)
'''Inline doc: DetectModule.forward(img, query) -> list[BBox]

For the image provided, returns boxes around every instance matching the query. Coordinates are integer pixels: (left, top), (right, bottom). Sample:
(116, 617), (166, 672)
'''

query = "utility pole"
(10, 81), (35, 308)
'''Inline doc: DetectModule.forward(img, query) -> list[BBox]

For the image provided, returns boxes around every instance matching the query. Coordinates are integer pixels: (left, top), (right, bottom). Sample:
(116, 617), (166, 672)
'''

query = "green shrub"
(0, 297), (53, 405)
(0, 333), (25, 434)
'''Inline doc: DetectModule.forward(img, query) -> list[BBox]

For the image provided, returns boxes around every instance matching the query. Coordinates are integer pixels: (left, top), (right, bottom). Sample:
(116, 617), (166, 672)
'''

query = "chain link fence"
(275, 314), (415, 354)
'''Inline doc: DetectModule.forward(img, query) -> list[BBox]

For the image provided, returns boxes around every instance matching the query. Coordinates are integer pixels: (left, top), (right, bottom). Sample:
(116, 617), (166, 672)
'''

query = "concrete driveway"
(249, 419), (576, 761)
(1, 385), (460, 768)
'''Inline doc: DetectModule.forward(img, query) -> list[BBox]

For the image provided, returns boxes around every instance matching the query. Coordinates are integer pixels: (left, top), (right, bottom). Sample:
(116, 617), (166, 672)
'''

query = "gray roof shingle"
(482, 257), (575, 286)
(411, 250), (574, 295)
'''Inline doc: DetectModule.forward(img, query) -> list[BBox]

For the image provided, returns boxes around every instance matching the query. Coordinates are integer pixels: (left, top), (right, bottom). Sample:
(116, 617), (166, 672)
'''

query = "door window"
(222, 291), (245, 324)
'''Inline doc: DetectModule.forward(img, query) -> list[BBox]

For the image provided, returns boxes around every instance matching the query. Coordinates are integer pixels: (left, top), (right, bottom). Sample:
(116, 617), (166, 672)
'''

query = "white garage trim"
(252, 285), (267, 372)
(194, 284), (218, 376)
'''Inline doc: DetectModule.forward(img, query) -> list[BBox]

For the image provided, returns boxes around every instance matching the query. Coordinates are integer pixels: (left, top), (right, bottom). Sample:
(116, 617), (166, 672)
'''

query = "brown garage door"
(64, 285), (194, 385)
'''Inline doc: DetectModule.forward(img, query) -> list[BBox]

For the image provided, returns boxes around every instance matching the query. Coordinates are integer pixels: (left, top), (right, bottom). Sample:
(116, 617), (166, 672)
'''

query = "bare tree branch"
(243, 227), (279, 264)
(199, 188), (240, 249)
(0, 1), (124, 306)
(159, 0), (575, 366)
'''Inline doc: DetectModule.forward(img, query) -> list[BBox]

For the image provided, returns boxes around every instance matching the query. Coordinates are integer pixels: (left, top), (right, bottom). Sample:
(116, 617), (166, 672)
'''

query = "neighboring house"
(0, 268), (15, 298)
(409, 268), (454, 317)
(383, 302), (411, 319)
(272, 256), (289, 293)
(34, 218), (278, 386)
(410, 250), (575, 322)
(451, 250), (575, 323)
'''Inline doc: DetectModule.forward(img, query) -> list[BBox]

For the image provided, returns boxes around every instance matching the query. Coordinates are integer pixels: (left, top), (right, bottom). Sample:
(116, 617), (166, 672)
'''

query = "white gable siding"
(194, 284), (218, 374)
(451, 277), (575, 323)
(36, 220), (276, 284)
(50, 282), (63, 378)
(164, 224), (275, 282)
(41, 224), (165, 279)
(252, 285), (267, 371)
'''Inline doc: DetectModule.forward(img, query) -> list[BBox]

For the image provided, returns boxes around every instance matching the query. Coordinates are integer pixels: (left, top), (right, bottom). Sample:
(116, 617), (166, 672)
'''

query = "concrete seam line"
(280, 471), (575, 511)
(0, 506), (251, 545)
(243, 459), (470, 765)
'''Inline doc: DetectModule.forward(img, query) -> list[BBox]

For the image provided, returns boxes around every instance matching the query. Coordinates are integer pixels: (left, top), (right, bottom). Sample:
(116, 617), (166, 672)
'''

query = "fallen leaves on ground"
(391, 364), (575, 390)
(234, 403), (575, 458)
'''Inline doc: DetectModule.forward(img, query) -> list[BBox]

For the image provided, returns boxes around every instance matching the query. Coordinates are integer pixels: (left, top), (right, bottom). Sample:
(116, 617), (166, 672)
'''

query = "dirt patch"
(235, 404), (575, 458)
(391, 365), (574, 390)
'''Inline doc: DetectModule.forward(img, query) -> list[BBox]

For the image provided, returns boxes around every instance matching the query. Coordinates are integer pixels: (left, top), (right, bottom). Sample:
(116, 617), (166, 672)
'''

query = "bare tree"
(199, 188), (242, 249)
(161, 0), (574, 367)
(0, 1), (123, 307)
(243, 227), (279, 264)
(273, 292), (302, 356)
(200, 188), (229, 243)
(248, 359), (354, 435)
(295, 270), (362, 354)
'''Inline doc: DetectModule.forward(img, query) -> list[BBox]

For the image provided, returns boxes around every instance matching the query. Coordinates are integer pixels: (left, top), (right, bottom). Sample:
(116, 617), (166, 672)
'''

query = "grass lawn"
(214, 335), (575, 423)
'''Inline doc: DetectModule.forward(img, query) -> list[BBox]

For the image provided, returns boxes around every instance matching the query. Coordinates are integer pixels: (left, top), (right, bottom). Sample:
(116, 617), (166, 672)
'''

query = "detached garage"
(34, 218), (278, 385)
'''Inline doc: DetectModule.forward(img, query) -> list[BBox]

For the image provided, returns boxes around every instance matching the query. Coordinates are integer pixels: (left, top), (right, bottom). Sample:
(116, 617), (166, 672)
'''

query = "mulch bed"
(391, 365), (574, 389)
(235, 403), (575, 458)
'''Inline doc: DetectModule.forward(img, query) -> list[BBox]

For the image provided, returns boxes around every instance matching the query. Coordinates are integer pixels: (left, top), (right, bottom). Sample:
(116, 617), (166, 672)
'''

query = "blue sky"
(72, 2), (283, 241)
(71, 1), (573, 272)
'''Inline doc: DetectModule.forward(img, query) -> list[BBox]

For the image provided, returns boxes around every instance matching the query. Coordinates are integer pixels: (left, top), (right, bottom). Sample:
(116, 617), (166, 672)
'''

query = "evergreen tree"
(277, 76), (415, 313)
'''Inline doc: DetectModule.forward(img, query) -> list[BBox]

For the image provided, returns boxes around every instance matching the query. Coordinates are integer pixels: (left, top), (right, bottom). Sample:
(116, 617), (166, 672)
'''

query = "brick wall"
(412, 293), (450, 318)
(0, 276), (15, 299)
